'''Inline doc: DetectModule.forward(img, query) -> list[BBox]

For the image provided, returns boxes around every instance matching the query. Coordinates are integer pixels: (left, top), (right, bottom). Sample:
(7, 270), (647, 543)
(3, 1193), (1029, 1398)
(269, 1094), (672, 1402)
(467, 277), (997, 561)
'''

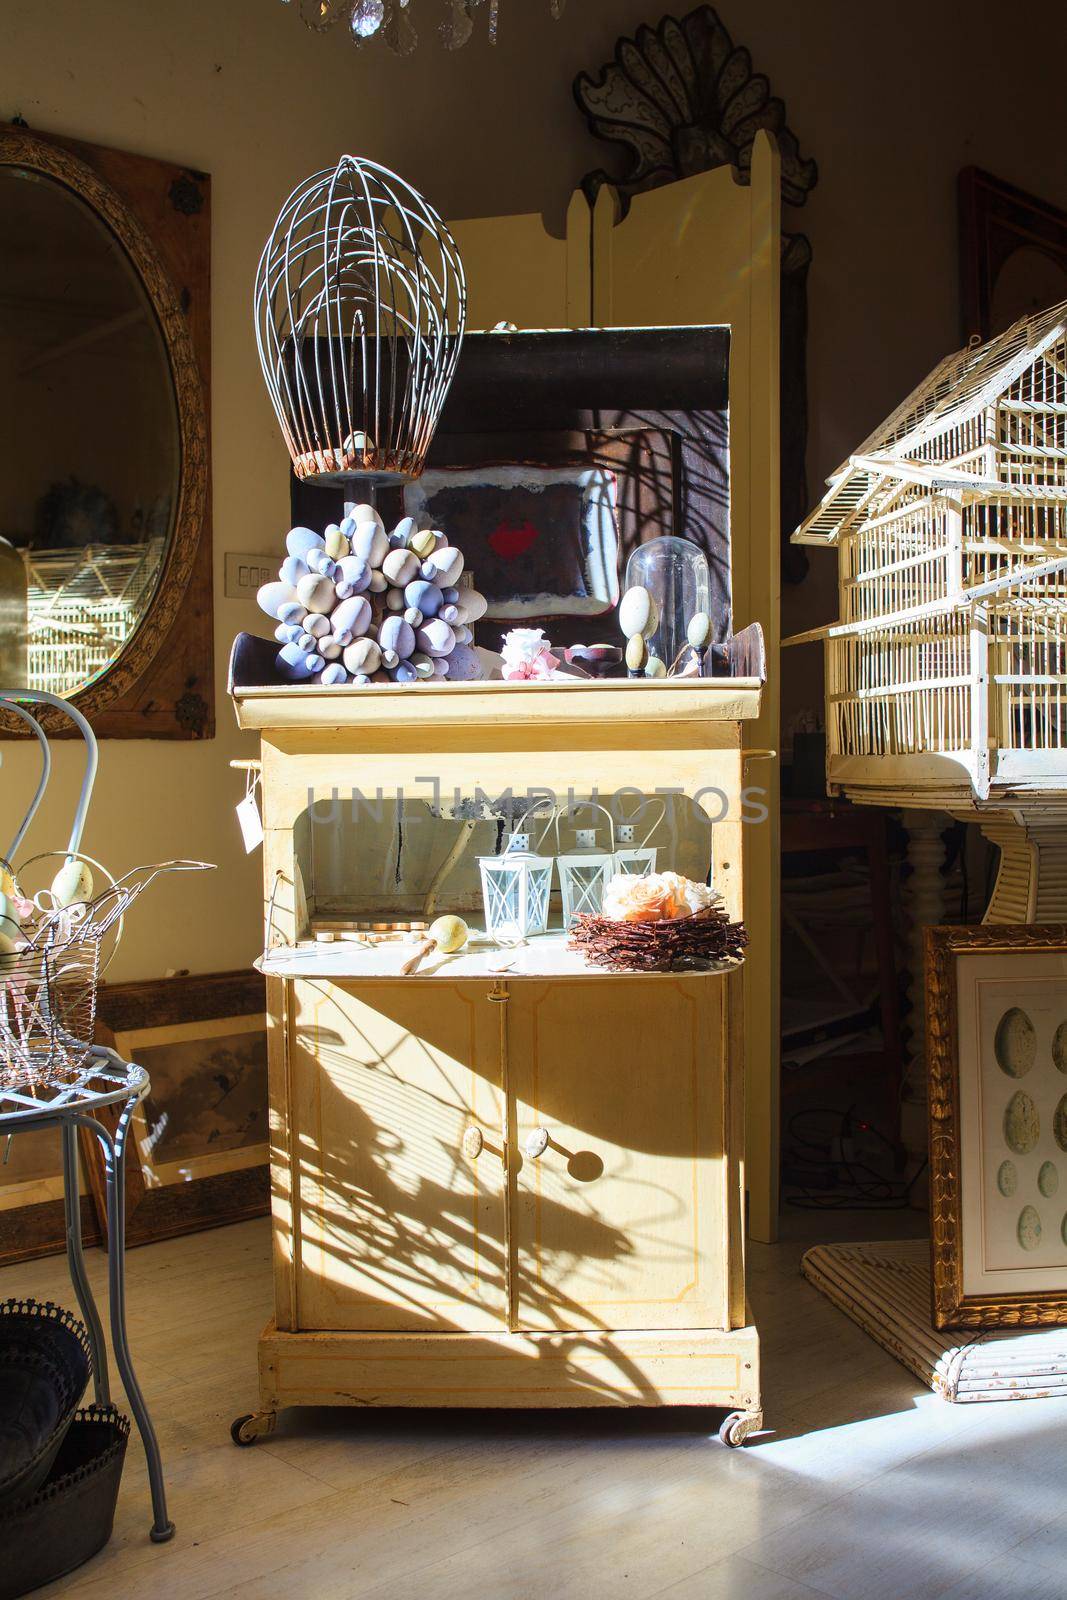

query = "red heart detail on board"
(489, 519), (540, 561)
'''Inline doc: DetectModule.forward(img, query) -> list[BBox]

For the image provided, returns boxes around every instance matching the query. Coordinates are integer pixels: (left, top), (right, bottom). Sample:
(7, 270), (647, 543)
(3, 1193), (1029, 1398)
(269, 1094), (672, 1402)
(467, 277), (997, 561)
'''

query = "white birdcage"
(790, 298), (1067, 920)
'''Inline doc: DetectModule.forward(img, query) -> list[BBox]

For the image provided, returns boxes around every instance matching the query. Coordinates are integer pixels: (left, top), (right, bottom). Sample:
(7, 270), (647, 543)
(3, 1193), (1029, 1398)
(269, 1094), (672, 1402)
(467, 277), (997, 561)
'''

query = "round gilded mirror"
(0, 163), (180, 698)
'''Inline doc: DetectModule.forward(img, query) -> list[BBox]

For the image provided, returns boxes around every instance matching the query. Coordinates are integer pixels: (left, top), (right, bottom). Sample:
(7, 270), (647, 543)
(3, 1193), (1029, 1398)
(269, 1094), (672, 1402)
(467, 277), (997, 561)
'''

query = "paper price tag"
(237, 792), (264, 853)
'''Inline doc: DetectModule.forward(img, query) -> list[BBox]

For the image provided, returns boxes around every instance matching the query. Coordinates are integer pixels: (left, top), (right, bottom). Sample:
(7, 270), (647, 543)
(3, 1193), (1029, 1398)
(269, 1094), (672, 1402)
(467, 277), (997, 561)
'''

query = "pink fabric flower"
(501, 628), (558, 681)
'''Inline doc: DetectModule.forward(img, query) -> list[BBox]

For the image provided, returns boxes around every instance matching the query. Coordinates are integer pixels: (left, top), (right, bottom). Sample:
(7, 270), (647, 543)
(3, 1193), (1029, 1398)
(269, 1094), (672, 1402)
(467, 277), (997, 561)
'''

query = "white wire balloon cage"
(0, 690), (212, 1092)
(254, 154), (467, 487)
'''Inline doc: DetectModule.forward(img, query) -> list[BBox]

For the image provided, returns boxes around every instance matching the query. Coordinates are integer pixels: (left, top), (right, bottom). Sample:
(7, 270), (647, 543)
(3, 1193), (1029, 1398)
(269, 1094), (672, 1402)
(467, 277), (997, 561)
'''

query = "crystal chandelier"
(284, 0), (566, 55)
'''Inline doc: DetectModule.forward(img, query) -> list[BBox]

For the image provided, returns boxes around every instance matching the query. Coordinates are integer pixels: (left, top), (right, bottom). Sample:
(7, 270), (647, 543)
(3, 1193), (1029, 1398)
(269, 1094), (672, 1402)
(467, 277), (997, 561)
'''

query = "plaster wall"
(1, 0), (1063, 976)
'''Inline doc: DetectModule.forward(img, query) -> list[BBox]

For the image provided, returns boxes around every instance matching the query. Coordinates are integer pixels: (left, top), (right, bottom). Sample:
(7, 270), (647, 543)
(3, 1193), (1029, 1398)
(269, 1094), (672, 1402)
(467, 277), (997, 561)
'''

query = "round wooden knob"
(462, 1125), (484, 1160)
(524, 1127), (550, 1160)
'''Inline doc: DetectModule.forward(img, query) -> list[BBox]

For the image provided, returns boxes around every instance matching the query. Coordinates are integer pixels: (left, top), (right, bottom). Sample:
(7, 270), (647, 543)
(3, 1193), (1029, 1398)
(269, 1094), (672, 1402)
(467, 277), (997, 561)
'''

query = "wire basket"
(0, 942), (99, 1091)
(0, 860), (213, 1093)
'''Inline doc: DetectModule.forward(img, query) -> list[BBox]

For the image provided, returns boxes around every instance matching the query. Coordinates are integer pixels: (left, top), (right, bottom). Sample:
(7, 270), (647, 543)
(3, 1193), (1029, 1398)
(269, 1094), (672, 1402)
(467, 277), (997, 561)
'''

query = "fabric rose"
(603, 871), (684, 923)
(602, 870), (720, 924)
(668, 873), (721, 916)
(501, 628), (558, 682)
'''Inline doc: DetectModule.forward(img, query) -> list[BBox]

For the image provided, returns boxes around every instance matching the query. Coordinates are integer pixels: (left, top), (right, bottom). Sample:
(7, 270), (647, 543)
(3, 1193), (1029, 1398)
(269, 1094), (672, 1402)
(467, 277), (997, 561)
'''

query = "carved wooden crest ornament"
(573, 6), (818, 584)
(573, 5), (817, 207)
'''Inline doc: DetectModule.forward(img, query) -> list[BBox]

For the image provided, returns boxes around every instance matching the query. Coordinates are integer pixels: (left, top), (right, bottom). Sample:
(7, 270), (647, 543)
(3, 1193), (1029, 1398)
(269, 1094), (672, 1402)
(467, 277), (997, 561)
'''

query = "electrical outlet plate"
(225, 553), (276, 600)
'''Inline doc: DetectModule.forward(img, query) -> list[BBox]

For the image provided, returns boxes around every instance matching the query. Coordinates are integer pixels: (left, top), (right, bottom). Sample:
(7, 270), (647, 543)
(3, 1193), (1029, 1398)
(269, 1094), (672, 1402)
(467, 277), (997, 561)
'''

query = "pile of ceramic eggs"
(256, 503), (488, 686)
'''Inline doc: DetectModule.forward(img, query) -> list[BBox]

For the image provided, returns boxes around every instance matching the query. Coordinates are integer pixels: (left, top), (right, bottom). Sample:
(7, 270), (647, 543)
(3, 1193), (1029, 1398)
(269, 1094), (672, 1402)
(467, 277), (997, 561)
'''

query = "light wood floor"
(6, 1211), (1067, 1600)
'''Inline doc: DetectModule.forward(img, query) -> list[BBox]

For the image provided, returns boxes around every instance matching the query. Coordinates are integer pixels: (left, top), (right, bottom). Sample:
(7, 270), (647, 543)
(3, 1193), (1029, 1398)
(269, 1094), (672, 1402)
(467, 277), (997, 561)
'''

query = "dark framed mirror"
(0, 122), (212, 737)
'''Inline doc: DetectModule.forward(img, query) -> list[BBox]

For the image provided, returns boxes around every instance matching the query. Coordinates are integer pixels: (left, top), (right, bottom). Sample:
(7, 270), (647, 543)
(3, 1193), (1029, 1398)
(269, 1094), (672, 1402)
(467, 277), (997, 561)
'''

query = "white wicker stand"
(802, 1238), (1067, 1402)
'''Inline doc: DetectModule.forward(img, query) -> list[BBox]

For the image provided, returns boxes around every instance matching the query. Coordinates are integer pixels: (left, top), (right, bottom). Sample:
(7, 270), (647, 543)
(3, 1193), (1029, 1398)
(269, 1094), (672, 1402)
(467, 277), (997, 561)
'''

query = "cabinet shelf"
(231, 666), (763, 733)
(257, 931), (743, 983)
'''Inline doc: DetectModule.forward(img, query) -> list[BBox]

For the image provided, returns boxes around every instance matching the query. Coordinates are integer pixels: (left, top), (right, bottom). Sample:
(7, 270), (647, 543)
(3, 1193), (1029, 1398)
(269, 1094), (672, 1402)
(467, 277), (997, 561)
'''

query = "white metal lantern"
(613, 824), (657, 878)
(614, 806), (662, 883)
(478, 830), (554, 943)
(613, 799), (664, 879)
(555, 804), (616, 926)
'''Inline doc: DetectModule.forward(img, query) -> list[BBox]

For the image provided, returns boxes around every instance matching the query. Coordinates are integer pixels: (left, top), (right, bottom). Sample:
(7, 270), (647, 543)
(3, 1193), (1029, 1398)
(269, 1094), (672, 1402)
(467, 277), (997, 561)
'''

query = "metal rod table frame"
(0, 1045), (174, 1542)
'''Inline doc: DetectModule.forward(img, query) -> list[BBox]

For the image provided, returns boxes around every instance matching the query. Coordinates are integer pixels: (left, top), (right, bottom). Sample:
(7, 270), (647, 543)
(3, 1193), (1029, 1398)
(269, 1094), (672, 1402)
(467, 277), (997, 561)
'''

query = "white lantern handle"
(512, 796), (556, 853)
(615, 794), (666, 849)
(553, 799), (616, 856)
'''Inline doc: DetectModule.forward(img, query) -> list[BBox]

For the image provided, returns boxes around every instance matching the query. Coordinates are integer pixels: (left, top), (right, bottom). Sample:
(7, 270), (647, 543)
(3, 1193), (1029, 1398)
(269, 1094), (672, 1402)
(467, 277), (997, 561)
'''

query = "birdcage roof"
(794, 298), (1067, 545)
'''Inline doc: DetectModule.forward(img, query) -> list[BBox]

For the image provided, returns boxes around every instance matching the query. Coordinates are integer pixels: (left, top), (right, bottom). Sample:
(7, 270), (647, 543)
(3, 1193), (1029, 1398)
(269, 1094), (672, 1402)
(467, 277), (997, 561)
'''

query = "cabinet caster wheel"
(231, 1410), (277, 1447)
(718, 1410), (761, 1448)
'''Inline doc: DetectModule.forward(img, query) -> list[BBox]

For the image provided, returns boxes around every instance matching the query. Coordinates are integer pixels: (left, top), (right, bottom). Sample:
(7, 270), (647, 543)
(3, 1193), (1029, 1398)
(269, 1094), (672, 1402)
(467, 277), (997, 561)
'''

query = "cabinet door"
(288, 980), (506, 1332)
(507, 979), (732, 1333)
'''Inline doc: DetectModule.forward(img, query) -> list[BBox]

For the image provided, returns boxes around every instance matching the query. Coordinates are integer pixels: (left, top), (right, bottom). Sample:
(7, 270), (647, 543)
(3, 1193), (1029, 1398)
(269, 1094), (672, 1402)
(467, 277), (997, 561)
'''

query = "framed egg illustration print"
(927, 925), (1067, 1329)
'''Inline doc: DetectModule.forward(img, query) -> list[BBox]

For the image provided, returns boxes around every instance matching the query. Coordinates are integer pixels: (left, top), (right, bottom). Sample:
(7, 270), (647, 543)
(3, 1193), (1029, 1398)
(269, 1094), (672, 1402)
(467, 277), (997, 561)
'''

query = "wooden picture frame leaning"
(85, 970), (268, 1247)
(958, 166), (1067, 343)
(927, 924), (1067, 1330)
(0, 1135), (101, 1268)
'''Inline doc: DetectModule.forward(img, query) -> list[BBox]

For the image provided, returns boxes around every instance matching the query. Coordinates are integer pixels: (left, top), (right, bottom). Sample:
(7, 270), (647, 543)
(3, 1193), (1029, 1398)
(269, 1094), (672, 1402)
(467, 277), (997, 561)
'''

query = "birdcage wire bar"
(254, 155), (466, 485)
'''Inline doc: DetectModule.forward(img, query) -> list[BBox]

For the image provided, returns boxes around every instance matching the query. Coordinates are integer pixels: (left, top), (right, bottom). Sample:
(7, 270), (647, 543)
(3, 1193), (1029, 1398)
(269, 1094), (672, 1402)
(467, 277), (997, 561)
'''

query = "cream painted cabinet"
(284, 972), (741, 1343)
(230, 675), (762, 1445)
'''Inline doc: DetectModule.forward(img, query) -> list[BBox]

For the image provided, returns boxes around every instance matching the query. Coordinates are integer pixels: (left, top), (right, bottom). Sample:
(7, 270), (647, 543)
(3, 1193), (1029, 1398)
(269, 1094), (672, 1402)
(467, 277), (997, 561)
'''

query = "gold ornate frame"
(0, 123), (212, 739)
(927, 922), (1067, 1329)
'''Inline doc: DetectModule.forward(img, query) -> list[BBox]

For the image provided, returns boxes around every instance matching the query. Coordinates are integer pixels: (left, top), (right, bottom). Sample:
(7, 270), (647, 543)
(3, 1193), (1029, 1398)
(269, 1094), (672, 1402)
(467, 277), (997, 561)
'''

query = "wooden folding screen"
(451, 129), (782, 1240)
